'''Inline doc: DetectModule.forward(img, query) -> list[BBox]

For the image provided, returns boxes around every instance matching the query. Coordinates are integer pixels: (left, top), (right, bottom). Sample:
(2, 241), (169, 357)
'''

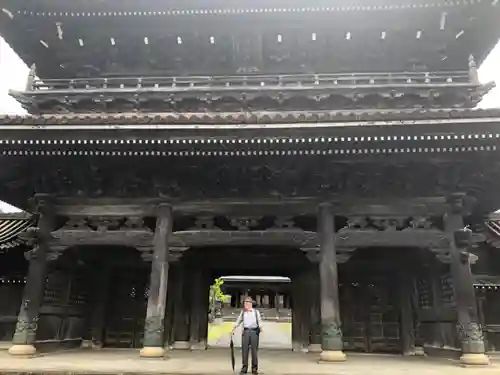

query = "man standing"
(232, 297), (263, 375)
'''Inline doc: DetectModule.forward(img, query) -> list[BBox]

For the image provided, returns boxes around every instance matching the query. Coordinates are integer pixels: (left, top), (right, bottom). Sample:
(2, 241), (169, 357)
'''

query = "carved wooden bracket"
(446, 192), (476, 216)
(139, 246), (189, 263)
(301, 247), (355, 264)
(301, 247), (320, 263)
(23, 245), (66, 262)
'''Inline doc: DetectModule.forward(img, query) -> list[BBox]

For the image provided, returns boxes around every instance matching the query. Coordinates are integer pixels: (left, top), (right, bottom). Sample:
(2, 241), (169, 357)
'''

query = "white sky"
(0, 37), (499, 213)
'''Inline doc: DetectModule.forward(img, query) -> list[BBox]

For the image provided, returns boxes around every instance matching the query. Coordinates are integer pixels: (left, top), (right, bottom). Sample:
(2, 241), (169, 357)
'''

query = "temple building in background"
(0, 0), (500, 367)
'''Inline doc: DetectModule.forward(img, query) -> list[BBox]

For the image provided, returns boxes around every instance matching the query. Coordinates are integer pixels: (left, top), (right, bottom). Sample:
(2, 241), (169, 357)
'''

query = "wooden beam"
(48, 228), (451, 250)
(170, 230), (317, 248)
(336, 229), (450, 249)
(53, 196), (451, 217)
(50, 229), (154, 247)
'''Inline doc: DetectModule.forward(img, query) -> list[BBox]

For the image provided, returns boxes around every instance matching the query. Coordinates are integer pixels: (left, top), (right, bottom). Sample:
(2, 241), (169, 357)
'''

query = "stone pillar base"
(139, 346), (166, 358)
(190, 340), (207, 350)
(173, 341), (191, 350)
(8, 344), (37, 356)
(318, 350), (347, 363)
(81, 340), (93, 349)
(308, 343), (322, 353)
(292, 341), (302, 352)
(460, 353), (490, 367)
(413, 346), (426, 356)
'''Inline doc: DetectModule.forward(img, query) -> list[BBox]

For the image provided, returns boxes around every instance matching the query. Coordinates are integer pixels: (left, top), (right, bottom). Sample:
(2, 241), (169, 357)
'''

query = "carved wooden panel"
(439, 272), (455, 306)
(416, 278), (433, 310)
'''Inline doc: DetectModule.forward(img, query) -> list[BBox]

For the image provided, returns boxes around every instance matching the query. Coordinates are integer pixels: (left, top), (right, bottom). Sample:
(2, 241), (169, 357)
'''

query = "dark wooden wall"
(35, 250), (91, 351)
(0, 250), (28, 342)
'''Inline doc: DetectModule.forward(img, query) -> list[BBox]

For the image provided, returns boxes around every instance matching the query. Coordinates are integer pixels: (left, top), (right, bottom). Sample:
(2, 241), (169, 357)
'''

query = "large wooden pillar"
(317, 203), (346, 362)
(444, 195), (489, 366)
(140, 204), (172, 358)
(9, 195), (53, 356)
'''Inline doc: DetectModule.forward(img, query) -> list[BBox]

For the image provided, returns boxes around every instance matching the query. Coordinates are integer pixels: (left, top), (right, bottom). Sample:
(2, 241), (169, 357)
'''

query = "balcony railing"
(27, 71), (472, 93)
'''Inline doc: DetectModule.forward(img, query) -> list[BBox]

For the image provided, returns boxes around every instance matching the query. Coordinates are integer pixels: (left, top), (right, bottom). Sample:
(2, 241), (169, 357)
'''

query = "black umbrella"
(230, 334), (236, 371)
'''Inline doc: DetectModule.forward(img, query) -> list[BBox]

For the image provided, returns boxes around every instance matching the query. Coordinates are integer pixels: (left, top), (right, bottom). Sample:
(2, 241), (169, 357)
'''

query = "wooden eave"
(1, 109), (500, 159)
(0, 213), (33, 251)
(2, 107), (500, 127)
(1, 0), (499, 78)
(0, 109), (500, 164)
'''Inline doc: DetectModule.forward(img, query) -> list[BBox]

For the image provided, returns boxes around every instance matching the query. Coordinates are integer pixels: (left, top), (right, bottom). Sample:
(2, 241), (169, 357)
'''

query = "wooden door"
(103, 267), (149, 348)
(365, 278), (401, 353)
(340, 282), (369, 351)
(340, 274), (401, 353)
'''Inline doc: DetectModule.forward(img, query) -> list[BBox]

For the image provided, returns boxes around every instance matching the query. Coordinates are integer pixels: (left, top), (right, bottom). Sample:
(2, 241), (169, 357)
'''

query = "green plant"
(209, 278), (230, 304)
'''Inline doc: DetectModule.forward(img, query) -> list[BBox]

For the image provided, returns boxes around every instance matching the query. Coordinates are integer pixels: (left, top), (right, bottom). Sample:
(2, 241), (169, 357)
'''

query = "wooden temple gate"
(0, 187), (498, 367)
(1, 0), (500, 368)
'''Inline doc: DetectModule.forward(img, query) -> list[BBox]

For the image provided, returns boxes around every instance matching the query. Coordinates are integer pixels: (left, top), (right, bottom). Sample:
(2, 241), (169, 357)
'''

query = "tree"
(209, 278), (230, 321)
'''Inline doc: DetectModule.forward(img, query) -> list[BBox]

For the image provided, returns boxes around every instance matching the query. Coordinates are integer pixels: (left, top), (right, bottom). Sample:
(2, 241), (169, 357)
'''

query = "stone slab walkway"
(0, 349), (497, 375)
(208, 322), (292, 349)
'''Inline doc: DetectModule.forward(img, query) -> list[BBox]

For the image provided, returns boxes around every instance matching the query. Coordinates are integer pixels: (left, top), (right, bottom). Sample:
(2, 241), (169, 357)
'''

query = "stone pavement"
(0, 349), (497, 375)
(208, 321), (292, 349)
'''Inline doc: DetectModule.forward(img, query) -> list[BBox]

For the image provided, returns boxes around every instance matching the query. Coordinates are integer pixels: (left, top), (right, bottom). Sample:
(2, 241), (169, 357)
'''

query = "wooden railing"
(28, 71), (472, 92)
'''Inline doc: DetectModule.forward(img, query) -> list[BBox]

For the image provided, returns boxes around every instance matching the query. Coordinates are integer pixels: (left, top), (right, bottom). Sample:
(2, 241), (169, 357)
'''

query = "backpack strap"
(254, 308), (260, 328)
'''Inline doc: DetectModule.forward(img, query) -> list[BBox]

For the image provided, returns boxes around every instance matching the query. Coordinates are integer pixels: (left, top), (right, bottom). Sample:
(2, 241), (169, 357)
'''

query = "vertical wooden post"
(399, 273), (416, 355)
(140, 204), (172, 358)
(90, 264), (110, 349)
(173, 264), (190, 349)
(198, 272), (210, 350)
(309, 263), (322, 353)
(429, 260), (445, 349)
(274, 291), (280, 318)
(163, 265), (177, 349)
(296, 271), (311, 351)
(444, 195), (489, 366)
(189, 267), (202, 349)
(9, 196), (53, 356)
(291, 275), (301, 351)
(318, 203), (346, 362)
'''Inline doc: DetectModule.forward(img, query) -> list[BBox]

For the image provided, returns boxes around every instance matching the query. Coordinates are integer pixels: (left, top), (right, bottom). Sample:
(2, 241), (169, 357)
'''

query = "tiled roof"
(474, 274), (500, 289)
(0, 214), (33, 251)
(2, 108), (500, 126)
